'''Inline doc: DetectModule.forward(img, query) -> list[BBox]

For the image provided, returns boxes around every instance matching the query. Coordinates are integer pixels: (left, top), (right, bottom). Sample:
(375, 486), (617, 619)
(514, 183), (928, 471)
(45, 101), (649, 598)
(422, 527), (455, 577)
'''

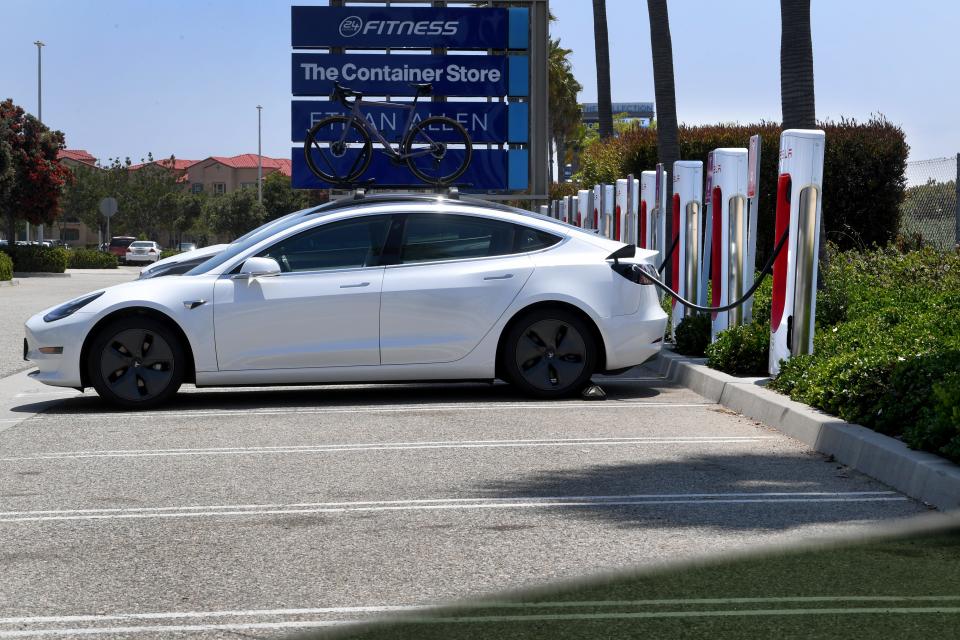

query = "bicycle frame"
(335, 92), (440, 161)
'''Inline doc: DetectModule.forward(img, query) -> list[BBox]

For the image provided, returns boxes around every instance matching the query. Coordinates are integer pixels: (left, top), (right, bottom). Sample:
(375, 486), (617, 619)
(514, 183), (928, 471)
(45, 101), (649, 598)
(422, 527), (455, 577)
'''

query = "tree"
(0, 99), (72, 243)
(591, 0), (614, 140)
(261, 171), (314, 221)
(780, 0), (816, 129)
(203, 189), (266, 241)
(647, 0), (680, 285)
(548, 38), (582, 183)
(60, 163), (108, 240)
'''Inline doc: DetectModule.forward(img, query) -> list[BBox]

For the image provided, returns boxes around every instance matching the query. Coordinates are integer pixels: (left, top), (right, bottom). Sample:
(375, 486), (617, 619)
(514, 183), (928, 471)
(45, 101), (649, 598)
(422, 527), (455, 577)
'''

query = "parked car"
(107, 237), (137, 262)
(124, 240), (162, 264)
(139, 243), (228, 279)
(177, 242), (197, 252)
(24, 194), (666, 408)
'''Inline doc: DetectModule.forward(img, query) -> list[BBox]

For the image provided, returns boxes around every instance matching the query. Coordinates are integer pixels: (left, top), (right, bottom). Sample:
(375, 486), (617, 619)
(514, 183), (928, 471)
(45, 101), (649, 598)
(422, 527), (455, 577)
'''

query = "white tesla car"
(24, 195), (666, 408)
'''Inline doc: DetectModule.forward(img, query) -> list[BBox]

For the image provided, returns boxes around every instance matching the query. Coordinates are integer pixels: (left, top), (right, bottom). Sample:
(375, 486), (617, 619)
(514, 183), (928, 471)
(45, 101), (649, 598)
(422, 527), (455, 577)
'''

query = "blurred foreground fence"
(900, 154), (959, 250)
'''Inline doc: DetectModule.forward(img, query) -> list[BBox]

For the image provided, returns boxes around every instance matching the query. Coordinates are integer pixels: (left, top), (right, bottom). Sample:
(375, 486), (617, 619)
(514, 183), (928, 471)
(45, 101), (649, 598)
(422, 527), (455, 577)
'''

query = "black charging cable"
(637, 226), (790, 314)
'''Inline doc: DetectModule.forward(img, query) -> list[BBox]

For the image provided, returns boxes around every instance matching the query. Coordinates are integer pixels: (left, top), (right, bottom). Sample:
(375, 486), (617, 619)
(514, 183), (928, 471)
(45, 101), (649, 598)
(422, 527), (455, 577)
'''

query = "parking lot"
(0, 275), (930, 639)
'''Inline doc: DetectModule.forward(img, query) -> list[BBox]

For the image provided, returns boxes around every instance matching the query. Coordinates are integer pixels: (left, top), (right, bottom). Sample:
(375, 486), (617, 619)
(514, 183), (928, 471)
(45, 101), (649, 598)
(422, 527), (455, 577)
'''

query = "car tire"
(501, 307), (598, 399)
(87, 316), (185, 409)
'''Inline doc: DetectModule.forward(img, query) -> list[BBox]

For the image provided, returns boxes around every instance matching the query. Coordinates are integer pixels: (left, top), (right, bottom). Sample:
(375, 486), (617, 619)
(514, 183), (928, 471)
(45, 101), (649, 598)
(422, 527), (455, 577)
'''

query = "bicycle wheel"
(303, 115), (373, 185)
(402, 116), (472, 186)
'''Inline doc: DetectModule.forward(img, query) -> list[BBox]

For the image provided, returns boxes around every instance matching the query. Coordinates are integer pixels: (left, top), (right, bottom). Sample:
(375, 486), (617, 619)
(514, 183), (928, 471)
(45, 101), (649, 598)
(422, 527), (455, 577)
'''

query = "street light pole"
(31, 40), (45, 244)
(256, 105), (263, 204)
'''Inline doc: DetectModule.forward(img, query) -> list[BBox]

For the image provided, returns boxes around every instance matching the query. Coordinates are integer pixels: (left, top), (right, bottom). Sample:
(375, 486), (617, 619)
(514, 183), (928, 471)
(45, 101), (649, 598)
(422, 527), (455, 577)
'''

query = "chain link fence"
(901, 155), (959, 250)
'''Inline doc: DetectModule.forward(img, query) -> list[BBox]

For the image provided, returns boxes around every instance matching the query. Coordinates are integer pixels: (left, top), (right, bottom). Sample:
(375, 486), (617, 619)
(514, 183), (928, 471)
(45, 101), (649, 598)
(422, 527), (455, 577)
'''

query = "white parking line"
(0, 435), (780, 461)
(40, 401), (713, 421)
(2, 597), (957, 637)
(0, 492), (906, 523)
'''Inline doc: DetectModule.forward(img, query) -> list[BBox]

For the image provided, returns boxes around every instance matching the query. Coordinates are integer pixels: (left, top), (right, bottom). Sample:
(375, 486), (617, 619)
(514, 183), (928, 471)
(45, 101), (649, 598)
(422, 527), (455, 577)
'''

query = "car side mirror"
(237, 257), (281, 279)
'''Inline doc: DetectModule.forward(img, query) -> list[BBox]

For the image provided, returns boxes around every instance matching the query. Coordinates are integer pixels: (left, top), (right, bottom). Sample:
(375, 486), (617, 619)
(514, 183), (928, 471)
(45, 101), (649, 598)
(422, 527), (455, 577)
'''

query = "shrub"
(160, 249), (180, 260)
(1, 246), (69, 273)
(578, 116), (908, 262)
(771, 247), (960, 463)
(749, 274), (773, 327)
(0, 251), (11, 281)
(913, 372), (960, 462)
(674, 313), (711, 357)
(706, 322), (770, 376)
(68, 249), (118, 269)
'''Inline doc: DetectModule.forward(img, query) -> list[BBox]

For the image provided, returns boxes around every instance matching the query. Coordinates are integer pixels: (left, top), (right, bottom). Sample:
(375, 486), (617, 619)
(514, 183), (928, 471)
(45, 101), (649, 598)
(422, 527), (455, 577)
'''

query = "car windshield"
(185, 207), (331, 275)
(109, 238), (134, 247)
(130, 241), (154, 248)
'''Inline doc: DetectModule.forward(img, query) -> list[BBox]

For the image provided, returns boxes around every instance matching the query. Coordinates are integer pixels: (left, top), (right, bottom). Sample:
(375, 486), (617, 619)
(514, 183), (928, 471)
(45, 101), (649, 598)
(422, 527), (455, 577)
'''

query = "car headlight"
(43, 291), (105, 322)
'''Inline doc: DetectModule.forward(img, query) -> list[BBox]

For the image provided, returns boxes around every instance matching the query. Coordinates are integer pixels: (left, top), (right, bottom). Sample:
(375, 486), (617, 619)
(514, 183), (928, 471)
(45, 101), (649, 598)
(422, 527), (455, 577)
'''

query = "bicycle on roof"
(303, 81), (473, 187)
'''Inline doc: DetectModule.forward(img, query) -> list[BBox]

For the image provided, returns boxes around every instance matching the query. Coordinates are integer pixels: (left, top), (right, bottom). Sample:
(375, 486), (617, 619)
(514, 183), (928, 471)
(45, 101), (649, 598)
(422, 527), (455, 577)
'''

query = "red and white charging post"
(601, 184), (615, 238)
(650, 164), (668, 271)
(743, 135), (762, 323)
(639, 171), (657, 249)
(706, 148), (749, 341)
(578, 189), (593, 231)
(614, 175), (637, 243)
(671, 160), (704, 335)
(769, 129), (826, 374)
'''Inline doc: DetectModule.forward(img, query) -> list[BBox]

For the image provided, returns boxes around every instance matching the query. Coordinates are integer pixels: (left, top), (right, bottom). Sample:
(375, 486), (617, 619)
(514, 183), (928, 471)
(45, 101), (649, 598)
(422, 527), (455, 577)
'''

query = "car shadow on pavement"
(474, 452), (927, 531)
(24, 378), (663, 414)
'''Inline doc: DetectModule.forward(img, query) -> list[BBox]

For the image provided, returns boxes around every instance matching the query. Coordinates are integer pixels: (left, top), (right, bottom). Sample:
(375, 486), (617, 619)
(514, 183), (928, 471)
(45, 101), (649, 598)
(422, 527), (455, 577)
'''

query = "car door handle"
(340, 282), (371, 288)
(483, 273), (514, 281)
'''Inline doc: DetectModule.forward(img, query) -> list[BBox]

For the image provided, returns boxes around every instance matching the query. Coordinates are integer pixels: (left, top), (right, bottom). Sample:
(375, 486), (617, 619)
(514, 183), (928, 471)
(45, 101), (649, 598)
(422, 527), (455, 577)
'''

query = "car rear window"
(130, 241), (154, 248)
(109, 238), (135, 248)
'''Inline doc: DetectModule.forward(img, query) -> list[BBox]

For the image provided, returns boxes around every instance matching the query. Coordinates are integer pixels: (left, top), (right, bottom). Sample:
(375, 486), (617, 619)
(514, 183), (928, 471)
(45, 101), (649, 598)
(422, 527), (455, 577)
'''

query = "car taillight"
(149, 249), (156, 253)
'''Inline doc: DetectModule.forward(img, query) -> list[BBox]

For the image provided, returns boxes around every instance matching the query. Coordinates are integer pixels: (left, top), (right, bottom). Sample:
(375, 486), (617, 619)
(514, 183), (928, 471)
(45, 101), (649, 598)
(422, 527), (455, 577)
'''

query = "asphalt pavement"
(0, 267), (140, 378)
(0, 272), (935, 639)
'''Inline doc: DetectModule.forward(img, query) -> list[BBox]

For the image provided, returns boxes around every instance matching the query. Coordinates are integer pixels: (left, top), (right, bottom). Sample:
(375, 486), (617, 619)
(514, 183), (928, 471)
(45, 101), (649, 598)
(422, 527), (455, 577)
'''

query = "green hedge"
(674, 313), (711, 357)
(578, 116), (908, 261)
(160, 249), (180, 260)
(1, 246), (69, 273)
(706, 322), (770, 376)
(769, 247), (960, 463)
(68, 249), (118, 269)
(0, 252), (11, 281)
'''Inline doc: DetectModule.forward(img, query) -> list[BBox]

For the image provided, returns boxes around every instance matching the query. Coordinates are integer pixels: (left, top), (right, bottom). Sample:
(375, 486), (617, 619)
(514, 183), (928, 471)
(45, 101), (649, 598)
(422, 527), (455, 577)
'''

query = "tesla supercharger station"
(539, 204), (549, 217)
(707, 148), (749, 341)
(558, 198), (568, 224)
(592, 184), (602, 232)
(639, 171), (657, 250)
(577, 189), (593, 231)
(643, 166), (668, 270)
(671, 160), (704, 336)
(613, 175), (638, 244)
(600, 184), (615, 238)
(769, 129), (826, 375)
(567, 194), (580, 227)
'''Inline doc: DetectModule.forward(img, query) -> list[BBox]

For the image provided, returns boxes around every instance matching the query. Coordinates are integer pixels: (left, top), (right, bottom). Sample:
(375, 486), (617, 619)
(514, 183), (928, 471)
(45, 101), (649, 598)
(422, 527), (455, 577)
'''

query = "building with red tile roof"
(57, 149), (98, 167)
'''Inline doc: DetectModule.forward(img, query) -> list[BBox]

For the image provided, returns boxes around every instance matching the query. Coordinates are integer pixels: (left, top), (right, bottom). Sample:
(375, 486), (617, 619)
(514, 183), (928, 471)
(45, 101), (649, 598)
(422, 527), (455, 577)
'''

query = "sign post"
(99, 197), (117, 248)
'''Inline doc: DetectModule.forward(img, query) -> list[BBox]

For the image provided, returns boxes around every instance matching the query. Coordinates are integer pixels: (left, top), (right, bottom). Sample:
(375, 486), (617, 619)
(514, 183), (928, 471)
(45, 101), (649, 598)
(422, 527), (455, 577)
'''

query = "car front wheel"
(87, 316), (185, 409)
(501, 308), (597, 399)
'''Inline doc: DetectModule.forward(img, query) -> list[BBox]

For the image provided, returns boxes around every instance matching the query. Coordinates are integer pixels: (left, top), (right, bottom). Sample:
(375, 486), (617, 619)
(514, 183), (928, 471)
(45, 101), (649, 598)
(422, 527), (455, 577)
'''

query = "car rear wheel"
(501, 308), (597, 399)
(87, 316), (185, 409)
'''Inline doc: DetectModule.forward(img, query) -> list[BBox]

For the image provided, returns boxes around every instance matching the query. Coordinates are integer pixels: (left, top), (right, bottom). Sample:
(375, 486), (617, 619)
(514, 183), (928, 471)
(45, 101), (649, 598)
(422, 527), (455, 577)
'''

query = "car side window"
(399, 214), (560, 264)
(257, 215), (392, 272)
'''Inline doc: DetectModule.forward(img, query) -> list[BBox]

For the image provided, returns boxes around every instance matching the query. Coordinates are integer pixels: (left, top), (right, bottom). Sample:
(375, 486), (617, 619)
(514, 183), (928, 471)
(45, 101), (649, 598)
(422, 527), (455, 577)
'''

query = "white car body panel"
(24, 198), (667, 394)
(380, 254), (534, 365)
(213, 267), (384, 370)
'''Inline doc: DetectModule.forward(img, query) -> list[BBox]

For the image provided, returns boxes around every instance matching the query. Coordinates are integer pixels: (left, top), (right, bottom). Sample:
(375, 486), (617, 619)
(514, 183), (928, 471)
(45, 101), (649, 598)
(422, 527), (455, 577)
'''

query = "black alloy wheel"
(502, 308), (597, 398)
(88, 317), (185, 409)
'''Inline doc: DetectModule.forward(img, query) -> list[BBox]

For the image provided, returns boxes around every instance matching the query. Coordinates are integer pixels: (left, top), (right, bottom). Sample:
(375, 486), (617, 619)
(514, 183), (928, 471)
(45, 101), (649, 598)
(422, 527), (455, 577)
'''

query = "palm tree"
(780, 0), (815, 128)
(592, 0), (614, 140)
(647, 0), (680, 284)
(548, 38), (583, 183)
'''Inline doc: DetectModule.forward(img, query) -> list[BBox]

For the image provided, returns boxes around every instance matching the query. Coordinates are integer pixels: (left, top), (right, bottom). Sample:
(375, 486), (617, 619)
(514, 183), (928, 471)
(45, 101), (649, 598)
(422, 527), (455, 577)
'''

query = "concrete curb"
(13, 272), (70, 278)
(644, 348), (960, 511)
(0, 279), (19, 286)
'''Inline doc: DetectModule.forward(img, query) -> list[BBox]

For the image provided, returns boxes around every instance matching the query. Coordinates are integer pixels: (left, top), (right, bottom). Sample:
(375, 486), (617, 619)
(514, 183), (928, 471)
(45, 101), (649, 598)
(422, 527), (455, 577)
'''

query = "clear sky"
(1, 0), (956, 164)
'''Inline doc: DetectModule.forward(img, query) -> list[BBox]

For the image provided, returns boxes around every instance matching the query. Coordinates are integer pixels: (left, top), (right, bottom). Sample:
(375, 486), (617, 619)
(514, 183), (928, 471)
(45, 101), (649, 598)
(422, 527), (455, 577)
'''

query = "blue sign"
(292, 53), (529, 98)
(292, 147), (528, 191)
(291, 6), (528, 50)
(291, 100), (528, 145)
